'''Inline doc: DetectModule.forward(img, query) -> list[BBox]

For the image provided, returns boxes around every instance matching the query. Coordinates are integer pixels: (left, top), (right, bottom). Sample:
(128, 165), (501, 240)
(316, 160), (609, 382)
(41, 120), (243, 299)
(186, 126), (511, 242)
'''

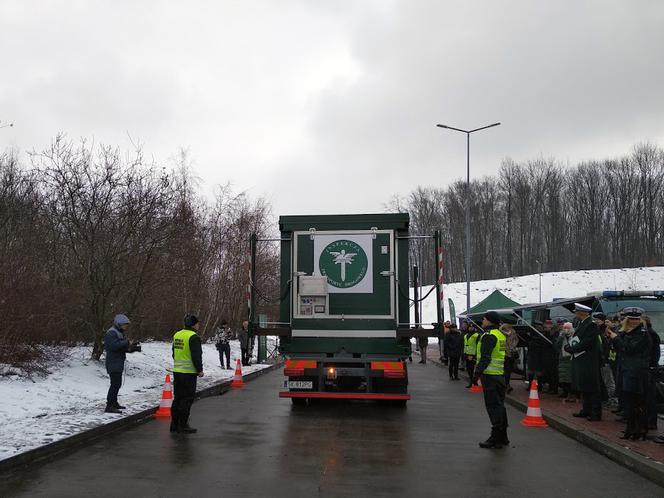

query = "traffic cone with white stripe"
(470, 376), (483, 393)
(231, 358), (245, 389)
(154, 374), (173, 417)
(521, 379), (548, 427)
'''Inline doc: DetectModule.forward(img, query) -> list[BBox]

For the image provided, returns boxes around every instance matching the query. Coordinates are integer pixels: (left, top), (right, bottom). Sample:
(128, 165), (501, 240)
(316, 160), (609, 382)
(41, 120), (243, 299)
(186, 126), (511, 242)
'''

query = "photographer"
(103, 314), (140, 414)
(214, 320), (232, 369)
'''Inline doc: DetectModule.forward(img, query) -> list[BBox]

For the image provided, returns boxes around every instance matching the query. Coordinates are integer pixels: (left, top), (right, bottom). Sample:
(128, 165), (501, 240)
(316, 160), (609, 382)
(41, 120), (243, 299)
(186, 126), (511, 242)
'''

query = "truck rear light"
(371, 361), (405, 378)
(284, 359), (317, 377)
(326, 367), (337, 380)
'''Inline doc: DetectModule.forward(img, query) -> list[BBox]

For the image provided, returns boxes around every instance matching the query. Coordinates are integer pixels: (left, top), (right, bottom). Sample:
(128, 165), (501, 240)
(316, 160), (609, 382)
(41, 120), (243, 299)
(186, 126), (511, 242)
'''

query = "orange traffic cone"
(470, 376), (483, 393)
(231, 358), (245, 389)
(521, 379), (548, 427)
(154, 374), (173, 417)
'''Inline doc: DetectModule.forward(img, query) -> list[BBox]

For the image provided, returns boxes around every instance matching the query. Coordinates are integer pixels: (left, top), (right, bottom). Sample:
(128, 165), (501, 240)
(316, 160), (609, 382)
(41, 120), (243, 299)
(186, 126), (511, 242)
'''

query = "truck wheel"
(291, 397), (307, 406)
(392, 399), (407, 407)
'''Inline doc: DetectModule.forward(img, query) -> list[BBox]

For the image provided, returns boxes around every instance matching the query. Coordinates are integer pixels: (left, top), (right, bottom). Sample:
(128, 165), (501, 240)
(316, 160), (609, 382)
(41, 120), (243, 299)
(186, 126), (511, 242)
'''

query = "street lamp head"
(436, 124), (448, 129)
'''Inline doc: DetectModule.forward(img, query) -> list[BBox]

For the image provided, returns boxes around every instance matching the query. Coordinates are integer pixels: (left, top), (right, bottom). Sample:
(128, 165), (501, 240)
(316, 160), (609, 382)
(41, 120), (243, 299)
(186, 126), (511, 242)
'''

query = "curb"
(428, 356), (664, 488)
(0, 361), (283, 474)
(504, 394), (664, 488)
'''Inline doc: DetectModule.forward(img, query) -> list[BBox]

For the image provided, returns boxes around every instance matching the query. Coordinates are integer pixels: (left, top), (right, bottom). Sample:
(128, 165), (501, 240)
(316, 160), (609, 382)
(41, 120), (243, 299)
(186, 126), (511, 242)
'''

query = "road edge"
(503, 394), (664, 488)
(0, 361), (283, 474)
(428, 355), (664, 488)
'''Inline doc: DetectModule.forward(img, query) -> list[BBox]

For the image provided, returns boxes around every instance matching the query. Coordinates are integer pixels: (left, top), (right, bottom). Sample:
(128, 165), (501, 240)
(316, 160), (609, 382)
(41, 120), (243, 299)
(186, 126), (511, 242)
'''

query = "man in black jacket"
(444, 323), (463, 380)
(565, 303), (602, 421)
(474, 311), (509, 449)
(171, 314), (204, 434)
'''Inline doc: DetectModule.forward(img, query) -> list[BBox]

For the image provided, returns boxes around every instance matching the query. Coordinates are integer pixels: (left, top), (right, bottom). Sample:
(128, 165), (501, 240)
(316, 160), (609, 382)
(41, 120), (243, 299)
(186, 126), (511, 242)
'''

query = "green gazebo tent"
(460, 289), (521, 321)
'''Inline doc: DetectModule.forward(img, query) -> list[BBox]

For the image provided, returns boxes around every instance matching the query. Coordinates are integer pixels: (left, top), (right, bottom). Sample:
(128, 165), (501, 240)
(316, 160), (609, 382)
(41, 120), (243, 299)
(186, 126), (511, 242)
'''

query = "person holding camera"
(104, 313), (140, 414)
(214, 320), (232, 369)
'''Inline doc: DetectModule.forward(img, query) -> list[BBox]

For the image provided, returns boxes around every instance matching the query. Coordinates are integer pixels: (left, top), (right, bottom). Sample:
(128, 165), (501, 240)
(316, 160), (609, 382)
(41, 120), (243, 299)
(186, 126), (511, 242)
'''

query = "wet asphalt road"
(4, 362), (664, 498)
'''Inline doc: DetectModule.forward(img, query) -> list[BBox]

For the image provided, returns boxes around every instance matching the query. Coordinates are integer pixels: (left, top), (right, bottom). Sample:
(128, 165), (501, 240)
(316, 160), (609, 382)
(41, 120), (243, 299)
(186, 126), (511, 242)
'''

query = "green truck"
(250, 213), (444, 405)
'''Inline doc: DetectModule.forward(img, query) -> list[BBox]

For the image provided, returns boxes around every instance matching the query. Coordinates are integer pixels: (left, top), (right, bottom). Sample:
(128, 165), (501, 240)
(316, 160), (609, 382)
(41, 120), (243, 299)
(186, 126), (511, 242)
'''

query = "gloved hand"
(564, 345), (573, 354)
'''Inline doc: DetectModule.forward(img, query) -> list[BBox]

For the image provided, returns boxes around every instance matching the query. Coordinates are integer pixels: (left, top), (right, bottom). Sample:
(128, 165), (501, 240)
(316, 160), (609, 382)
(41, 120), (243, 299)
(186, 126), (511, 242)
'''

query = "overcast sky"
(2, 1), (664, 216)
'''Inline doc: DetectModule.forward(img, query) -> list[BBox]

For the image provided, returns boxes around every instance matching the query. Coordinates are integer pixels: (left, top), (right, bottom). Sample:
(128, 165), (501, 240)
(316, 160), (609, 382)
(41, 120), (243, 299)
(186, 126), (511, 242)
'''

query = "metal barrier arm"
(511, 311), (554, 345)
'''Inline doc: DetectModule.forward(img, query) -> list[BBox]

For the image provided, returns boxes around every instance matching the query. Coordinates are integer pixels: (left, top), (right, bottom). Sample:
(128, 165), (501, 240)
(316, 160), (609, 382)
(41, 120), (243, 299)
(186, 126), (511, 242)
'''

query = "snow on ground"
(418, 266), (664, 325)
(0, 340), (275, 461)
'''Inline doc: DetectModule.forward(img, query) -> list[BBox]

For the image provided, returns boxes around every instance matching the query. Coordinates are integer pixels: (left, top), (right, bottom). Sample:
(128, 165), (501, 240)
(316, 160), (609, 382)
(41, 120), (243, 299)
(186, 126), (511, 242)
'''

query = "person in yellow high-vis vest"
(463, 328), (479, 388)
(171, 314), (204, 434)
(474, 311), (509, 449)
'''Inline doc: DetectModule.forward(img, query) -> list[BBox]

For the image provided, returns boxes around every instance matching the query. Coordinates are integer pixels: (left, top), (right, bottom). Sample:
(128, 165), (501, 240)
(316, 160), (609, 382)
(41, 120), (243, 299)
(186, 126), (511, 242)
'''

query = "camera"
(127, 341), (142, 353)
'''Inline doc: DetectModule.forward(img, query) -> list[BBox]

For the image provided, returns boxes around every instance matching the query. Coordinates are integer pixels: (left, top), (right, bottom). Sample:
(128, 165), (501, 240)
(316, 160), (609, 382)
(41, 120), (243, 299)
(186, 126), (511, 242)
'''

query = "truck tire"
(291, 397), (307, 406)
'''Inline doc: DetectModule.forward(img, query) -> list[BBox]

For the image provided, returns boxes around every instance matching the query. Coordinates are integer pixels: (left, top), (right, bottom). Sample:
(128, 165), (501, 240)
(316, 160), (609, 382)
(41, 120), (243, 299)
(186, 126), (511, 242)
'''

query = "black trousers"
(623, 390), (647, 434)
(448, 357), (460, 378)
(504, 355), (516, 387)
(646, 376), (658, 428)
(581, 391), (602, 418)
(481, 374), (508, 431)
(466, 357), (476, 385)
(218, 343), (231, 368)
(107, 372), (122, 406)
(172, 373), (198, 427)
(241, 347), (249, 366)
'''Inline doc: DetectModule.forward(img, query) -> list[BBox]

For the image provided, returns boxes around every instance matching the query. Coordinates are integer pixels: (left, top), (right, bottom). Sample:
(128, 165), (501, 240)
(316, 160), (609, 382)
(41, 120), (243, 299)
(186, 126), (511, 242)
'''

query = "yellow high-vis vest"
(173, 329), (198, 374)
(464, 332), (478, 356)
(483, 328), (507, 376)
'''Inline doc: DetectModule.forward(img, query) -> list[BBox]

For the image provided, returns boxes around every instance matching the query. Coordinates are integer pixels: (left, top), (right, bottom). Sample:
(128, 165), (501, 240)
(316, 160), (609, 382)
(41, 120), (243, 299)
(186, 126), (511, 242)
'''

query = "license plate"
(288, 381), (313, 389)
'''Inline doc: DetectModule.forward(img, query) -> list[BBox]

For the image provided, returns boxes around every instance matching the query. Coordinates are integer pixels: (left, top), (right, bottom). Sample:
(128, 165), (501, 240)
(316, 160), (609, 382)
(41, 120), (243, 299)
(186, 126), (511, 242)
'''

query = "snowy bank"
(421, 266), (664, 324)
(0, 340), (274, 461)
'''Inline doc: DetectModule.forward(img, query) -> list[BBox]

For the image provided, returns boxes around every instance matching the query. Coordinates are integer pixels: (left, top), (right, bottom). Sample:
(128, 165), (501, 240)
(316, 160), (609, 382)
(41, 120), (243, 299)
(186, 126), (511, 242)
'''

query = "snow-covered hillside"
(418, 266), (664, 323)
(0, 340), (273, 461)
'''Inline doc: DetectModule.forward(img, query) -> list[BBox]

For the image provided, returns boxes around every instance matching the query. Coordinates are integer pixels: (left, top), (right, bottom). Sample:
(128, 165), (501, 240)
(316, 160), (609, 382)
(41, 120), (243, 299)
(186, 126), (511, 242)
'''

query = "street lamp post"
(436, 122), (500, 313)
(536, 259), (542, 302)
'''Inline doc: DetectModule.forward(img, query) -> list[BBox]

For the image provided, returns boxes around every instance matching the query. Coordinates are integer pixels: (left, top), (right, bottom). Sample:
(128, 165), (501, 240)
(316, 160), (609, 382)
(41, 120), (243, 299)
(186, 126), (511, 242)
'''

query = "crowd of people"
(438, 303), (662, 443)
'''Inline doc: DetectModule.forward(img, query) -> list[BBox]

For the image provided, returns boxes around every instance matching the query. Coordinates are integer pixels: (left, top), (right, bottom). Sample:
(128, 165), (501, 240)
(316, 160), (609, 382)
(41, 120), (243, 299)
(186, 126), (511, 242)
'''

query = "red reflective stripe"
(371, 361), (404, 371)
(285, 360), (317, 369)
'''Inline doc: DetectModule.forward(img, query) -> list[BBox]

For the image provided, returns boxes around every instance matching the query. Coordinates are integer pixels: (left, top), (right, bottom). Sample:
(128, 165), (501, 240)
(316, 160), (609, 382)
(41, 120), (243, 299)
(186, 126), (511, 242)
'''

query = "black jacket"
(444, 330), (464, 358)
(647, 326), (661, 368)
(613, 325), (651, 394)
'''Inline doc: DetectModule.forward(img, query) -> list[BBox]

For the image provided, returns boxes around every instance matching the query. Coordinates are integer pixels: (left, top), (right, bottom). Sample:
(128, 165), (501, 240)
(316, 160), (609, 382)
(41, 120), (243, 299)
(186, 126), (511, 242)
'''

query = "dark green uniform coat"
(569, 316), (601, 393)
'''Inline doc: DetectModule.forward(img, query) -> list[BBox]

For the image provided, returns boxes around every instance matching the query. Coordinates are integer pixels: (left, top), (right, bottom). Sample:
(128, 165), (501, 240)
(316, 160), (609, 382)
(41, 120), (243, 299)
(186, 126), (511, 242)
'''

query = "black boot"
(113, 402), (126, 410)
(178, 415), (197, 434)
(499, 427), (510, 446)
(479, 428), (503, 449)
(170, 412), (180, 433)
(105, 405), (121, 414)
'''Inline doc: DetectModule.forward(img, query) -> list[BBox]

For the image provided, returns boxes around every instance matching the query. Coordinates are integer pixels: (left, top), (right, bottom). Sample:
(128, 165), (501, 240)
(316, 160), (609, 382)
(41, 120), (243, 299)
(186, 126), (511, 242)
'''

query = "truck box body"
(276, 213), (415, 402)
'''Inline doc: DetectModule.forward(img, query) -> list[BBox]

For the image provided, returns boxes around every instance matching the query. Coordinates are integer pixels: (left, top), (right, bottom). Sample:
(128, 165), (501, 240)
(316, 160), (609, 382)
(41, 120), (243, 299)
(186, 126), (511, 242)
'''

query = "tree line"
(0, 136), (278, 371)
(388, 142), (664, 288)
(4, 137), (663, 371)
